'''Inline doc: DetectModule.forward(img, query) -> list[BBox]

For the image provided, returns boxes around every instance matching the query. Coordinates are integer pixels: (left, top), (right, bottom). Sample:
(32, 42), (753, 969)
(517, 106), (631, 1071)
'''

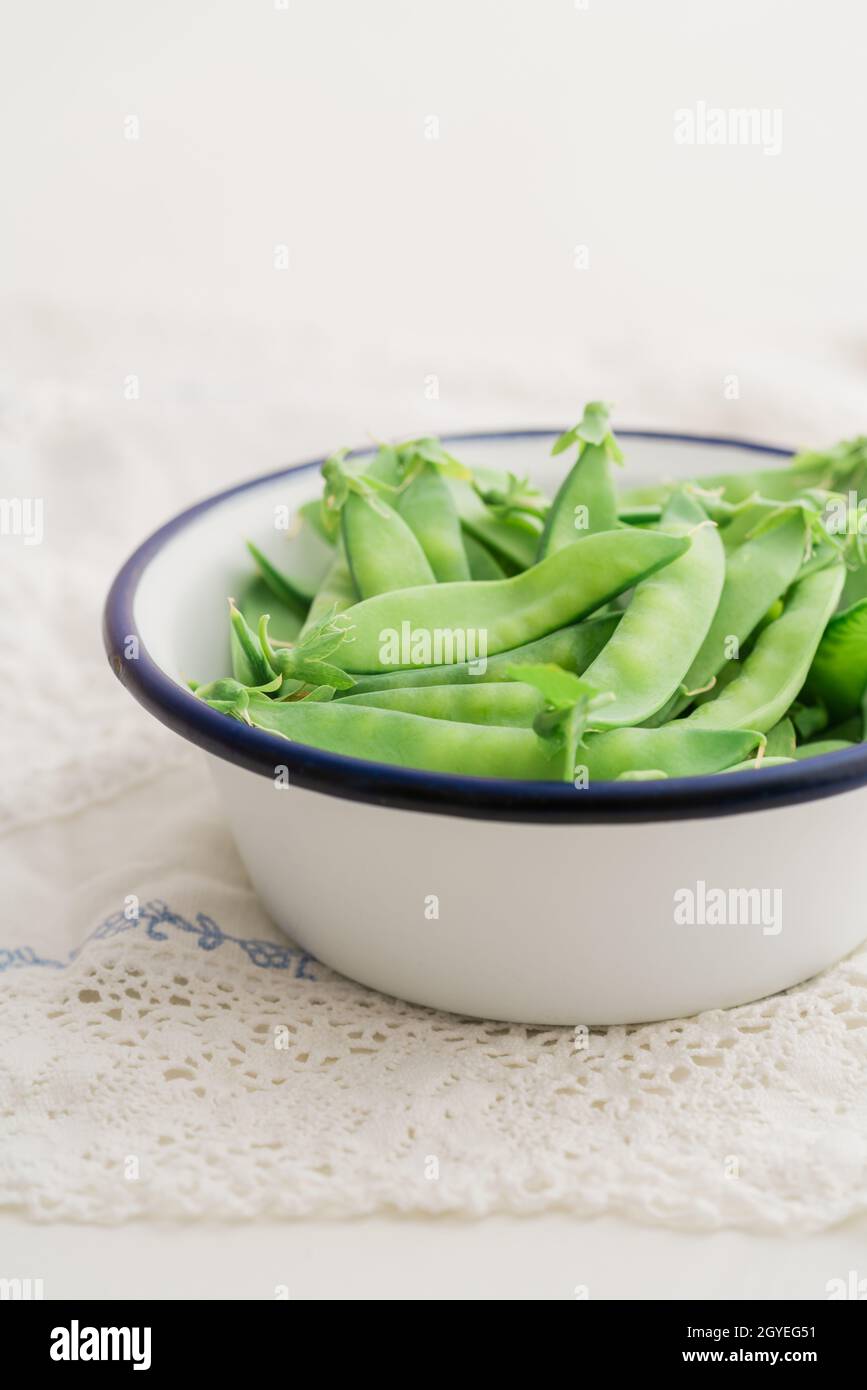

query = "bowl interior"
(134, 432), (784, 691)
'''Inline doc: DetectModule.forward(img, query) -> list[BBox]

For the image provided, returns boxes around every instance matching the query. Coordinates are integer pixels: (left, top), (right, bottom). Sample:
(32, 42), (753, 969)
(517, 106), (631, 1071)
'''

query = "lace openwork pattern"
(2, 898), (867, 1228)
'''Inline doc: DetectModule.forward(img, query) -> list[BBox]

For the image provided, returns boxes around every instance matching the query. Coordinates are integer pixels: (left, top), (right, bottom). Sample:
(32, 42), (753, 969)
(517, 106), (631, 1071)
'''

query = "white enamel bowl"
(104, 430), (867, 1024)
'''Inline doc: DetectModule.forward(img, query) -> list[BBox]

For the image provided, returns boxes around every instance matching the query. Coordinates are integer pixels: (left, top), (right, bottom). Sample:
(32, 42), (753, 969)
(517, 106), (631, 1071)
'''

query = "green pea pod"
(238, 692), (559, 779)
(617, 503), (662, 526)
(392, 437), (469, 482)
(336, 527), (689, 674)
(448, 477), (541, 571)
(790, 700), (829, 741)
(537, 444), (620, 555)
(463, 533), (507, 580)
(364, 442), (406, 488)
(619, 436), (867, 510)
(285, 684), (336, 703)
(792, 739), (855, 759)
(804, 598), (867, 722)
(757, 597), (785, 631)
(195, 677), (253, 717)
(395, 463), (471, 582)
(297, 498), (334, 544)
(316, 442), (405, 536)
(718, 498), (779, 551)
(763, 717), (797, 759)
(577, 495), (725, 729)
(470, 466), (549, 522)
(839, 557), (867, 611)
(341, 614), (619, 695)
(341, 681), (545, 726)
(319, 450), (437, 598)
(245, 540), (315, 611)
(258, 612), (356, 692)
(206, 423), (867, 785)
(229, 601), (276, 687)
(342, 490), (436, 598)
(718, 756), (795, 773)
(577, 725), (763, 781)
(823, 713), (863, 742)
(538, 403), (623, 557)
(686, 563), (845, 734)
(796, 534), (845, 580)
(656, 508), (807, 721)
(299, 546), (358, 637)
(693, 509), (807, 687)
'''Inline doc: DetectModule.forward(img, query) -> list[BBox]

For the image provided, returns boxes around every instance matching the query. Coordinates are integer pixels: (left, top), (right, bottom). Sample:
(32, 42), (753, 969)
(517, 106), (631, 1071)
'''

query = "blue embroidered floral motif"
(238, 938), (315, 976)
(0, 899), (316, 978)
(0, 944), (65, 972)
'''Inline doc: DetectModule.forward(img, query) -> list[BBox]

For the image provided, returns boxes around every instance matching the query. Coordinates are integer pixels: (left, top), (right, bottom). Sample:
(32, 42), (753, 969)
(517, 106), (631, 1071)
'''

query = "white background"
(2, 0), (867, 1300)
(3, 0), (866, 471)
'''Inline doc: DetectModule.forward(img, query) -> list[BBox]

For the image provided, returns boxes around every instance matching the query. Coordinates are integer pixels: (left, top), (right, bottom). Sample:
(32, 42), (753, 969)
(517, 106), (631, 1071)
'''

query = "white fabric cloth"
(2, 301), (867, 1228)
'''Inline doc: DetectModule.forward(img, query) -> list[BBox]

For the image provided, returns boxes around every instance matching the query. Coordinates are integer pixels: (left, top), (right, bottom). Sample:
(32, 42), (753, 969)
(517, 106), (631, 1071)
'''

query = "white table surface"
(4, 1213), (865, 1301)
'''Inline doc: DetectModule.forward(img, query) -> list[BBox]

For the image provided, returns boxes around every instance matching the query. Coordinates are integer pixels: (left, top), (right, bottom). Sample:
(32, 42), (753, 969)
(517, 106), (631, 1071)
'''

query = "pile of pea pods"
(195, 405), (867, 783)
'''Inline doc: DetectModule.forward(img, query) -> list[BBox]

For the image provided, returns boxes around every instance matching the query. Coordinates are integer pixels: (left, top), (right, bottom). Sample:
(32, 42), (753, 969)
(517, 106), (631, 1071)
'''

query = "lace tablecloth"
(2, 302), (867, 1229)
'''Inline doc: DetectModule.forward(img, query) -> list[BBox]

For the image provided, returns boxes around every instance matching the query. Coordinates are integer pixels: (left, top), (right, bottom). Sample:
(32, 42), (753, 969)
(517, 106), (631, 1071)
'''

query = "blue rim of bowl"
(103, 428), (867, 824)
